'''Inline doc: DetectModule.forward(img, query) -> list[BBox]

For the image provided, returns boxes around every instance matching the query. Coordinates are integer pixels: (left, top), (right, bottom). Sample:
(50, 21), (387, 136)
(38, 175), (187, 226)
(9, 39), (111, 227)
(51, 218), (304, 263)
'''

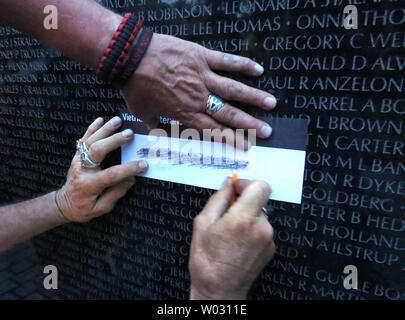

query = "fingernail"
(138, 160), (148, 170)
(261, 124), (272, 138)
(264, 96), (277, 109)
(255, 63), (264, 74)
(122, 129), (133, 138)
(110, 116), (121, 127)
(92, 117), (103, 126)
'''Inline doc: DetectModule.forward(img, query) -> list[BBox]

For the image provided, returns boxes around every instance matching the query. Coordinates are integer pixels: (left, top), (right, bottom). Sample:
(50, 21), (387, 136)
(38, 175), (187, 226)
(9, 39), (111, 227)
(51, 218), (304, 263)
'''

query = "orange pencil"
(230, 172), (237, 206)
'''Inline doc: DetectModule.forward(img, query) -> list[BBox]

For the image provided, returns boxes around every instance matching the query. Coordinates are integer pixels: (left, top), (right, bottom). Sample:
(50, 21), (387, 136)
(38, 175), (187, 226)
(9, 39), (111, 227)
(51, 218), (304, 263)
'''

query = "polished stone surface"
(0, 0), (403, 299)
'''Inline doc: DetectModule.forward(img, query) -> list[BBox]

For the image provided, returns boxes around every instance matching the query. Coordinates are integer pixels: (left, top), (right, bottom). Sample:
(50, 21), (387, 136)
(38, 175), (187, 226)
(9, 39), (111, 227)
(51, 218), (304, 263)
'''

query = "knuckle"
(112, 132), (125, 144)
(223, 108), (238, 124)
(89, 143), (102, 159)
(242, 57), (251, 67)
(102, 168), (117, 183)
(256, 223), (274, 244)
(205, 47), (214, 57)
(231, 217), (253, 234)
(125, 176), (136, 185)
(69, 164), (81, 180)
(243, 85), (253, 99)
(68, 170), (84, 189)
(77, 202), (89, 213)
(74, 176), (88, 190)
(226, 82), (240, 98)
(253, 180), (271, 195)
(223, 53), (235, 63)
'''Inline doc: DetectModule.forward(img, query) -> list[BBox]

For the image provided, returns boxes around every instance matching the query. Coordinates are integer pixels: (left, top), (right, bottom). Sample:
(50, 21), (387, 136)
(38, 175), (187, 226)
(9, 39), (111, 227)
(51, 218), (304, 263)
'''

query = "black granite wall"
(0, 0), (404, 299)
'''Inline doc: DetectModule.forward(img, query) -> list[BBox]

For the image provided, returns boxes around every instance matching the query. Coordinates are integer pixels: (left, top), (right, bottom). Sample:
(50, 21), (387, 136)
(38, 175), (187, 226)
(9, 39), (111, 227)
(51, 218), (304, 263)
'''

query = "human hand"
(189, 179), (276, 300)
(56, 117), (148, 223)
(120, 34), (276, 140)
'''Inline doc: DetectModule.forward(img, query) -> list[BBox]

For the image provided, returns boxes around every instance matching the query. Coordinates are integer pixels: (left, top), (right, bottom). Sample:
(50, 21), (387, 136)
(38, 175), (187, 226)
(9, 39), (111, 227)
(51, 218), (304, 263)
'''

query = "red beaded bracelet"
(108, 19), (143, 82)
(112, 27), (154, 88)
(96, 13), (141, 83)
(96, 13), (131, 74)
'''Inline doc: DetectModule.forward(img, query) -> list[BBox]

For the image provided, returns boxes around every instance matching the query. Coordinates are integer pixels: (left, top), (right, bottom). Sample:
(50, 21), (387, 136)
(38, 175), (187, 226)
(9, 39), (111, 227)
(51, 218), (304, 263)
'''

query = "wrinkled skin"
(121, 33), (277, 143)
(57, 117), (148, 222)
(189, 179), (276, 300)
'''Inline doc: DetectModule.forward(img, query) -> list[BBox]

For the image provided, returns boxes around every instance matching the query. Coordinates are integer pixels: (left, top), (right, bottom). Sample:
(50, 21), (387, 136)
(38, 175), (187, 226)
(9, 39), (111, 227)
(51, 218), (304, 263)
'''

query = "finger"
(211, 103), (272, 139)
(186, 112), (226, 132)
(81, 117), (104, 141)
(206, 73), (277, 110)
(86, 116), (122, 146)
(91, 160), (148, 192)
(93, 177), (135, 216)
(88, 129), (134, 163)
(234, 179), (272, 196)
(198, 177), (233, 225)
(205, 50), (265, 76)
(234, 179), (254, 195)
(187, 113), (250, 150)
(187, 113), (246, 150)
(227, 180), (271, 221)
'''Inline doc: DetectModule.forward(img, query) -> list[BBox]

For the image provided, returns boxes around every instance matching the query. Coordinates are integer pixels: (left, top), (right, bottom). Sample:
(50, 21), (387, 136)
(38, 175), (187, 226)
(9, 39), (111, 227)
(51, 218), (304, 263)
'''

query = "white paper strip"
(122, 134), (306, 204)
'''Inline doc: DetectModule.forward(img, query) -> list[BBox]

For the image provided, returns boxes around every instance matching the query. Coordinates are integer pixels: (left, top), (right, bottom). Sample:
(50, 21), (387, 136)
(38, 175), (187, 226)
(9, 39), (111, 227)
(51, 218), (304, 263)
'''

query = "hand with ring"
(55, 116), (148, 223)
(120, 34), (276, 141)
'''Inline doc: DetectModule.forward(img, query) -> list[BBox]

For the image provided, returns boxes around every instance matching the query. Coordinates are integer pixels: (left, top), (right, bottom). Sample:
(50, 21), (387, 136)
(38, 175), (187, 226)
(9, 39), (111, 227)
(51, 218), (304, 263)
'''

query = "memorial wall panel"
(0, 0), (404, 299)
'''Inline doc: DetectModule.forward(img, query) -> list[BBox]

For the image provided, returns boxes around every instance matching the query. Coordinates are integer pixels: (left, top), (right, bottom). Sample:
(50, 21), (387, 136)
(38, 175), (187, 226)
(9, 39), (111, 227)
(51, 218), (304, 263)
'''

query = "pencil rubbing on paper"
(137, 148), (249, 170)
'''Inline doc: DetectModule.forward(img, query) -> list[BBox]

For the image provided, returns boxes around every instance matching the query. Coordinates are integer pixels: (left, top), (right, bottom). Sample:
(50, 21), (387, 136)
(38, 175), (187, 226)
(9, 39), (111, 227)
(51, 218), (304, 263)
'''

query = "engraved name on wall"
(0, 0), (403, 300)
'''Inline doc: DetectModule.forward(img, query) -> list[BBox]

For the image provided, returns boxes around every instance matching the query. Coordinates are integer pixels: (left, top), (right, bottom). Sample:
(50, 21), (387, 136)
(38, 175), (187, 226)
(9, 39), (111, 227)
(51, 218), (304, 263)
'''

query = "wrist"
(54, 189), (71, 224)
(119, 33), (158, 93)
(97, 19), (153, 88)
(90, 13), (122, 70)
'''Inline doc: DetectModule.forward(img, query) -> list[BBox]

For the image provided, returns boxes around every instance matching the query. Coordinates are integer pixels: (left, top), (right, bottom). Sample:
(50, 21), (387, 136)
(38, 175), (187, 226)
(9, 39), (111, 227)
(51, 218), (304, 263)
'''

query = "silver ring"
(206, 94), (225, 115)
(76, 139), (83, 152)
(76, 139), (100, 168)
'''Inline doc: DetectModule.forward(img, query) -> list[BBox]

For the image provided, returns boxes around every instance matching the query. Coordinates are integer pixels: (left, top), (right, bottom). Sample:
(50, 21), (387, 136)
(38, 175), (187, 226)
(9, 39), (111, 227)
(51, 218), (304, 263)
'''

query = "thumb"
(196, 177), (233, 226)
(227, 180), (271, 222)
